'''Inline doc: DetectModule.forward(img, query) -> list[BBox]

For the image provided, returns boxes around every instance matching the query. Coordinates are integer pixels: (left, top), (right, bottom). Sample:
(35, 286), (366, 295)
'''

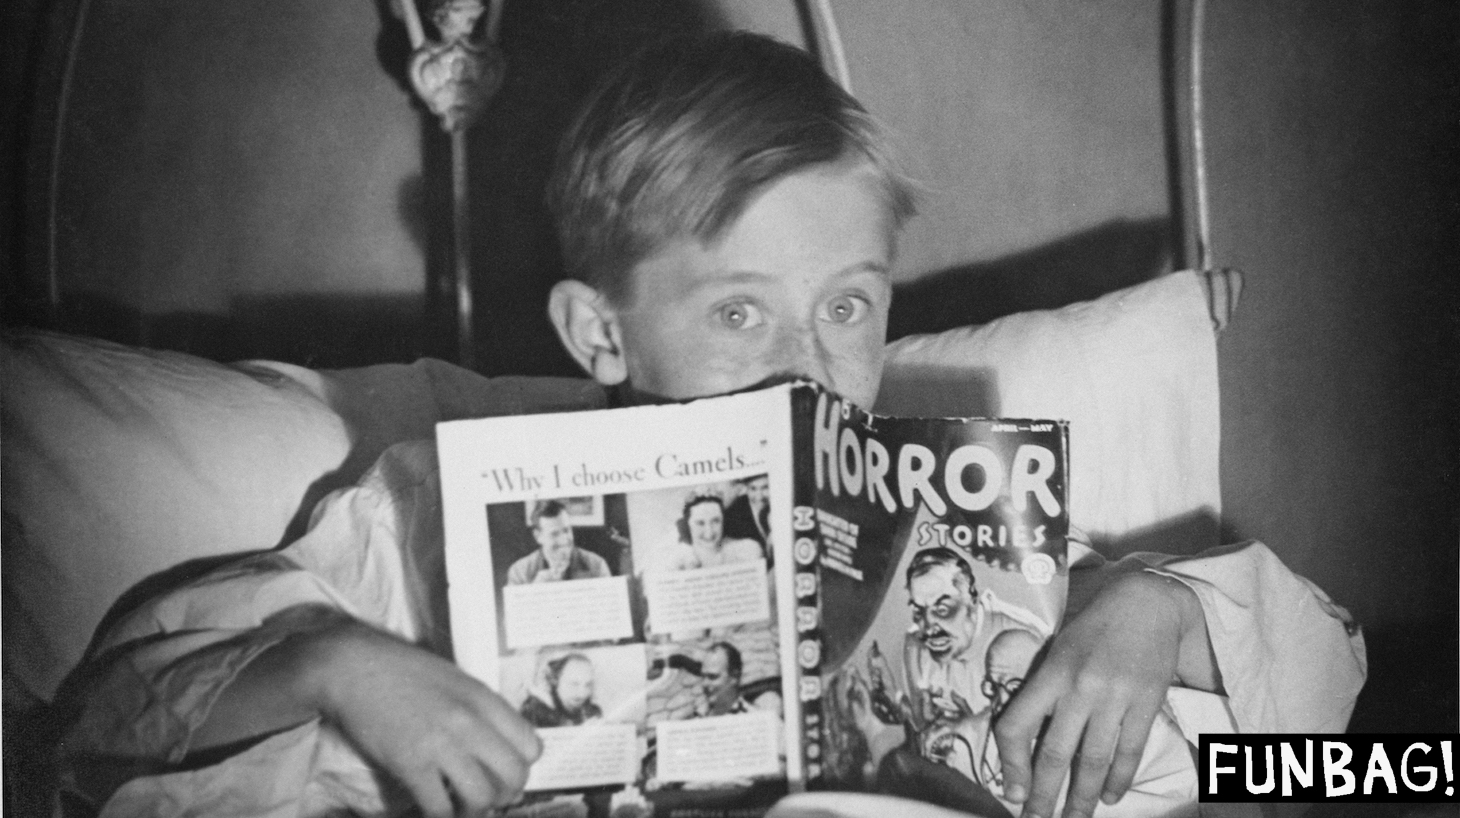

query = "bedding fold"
(56, 444), (1365, 817)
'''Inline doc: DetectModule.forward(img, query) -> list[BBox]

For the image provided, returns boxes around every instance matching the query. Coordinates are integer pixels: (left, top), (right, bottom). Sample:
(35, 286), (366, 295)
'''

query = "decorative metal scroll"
(399, 0), (506, 369)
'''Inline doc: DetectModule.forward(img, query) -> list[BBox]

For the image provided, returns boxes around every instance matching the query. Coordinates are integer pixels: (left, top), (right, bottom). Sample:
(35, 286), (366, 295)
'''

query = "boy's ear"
(548, 279), (628, 386)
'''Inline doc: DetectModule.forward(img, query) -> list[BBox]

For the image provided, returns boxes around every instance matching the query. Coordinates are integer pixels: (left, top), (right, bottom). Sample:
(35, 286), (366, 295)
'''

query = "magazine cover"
(787, 386), (1070, 816)
(437, 382), (1068, 817)
(437, 388), (803, 818)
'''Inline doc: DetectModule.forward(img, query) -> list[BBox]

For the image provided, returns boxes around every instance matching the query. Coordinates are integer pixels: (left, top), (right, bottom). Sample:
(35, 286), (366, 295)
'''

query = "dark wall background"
(4, 0), (433, 364)
(841, 1), (1458, 741)
(1, 0), (801, 371)
(2, 0), (1455, 745)
(1202, 1), (1458, 736)
(3, 0), (1181, 370)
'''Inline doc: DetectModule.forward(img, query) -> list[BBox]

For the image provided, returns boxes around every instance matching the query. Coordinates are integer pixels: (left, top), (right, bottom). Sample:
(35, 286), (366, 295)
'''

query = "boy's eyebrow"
(703, 261), (892, 285)
(844, 261), (893, 277)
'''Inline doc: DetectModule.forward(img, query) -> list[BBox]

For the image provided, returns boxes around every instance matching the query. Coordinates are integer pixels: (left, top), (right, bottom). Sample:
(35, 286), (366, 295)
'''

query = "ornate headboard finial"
(404, 0), (505, 133)
(393, 0), (507, 368)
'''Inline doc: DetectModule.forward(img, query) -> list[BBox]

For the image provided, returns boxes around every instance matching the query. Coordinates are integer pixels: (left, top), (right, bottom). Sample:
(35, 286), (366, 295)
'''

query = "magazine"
(437, 381), (1069, 817)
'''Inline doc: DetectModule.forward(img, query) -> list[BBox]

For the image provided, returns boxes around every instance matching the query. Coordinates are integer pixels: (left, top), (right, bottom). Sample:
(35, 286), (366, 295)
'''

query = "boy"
(57, 32), (1362, 818)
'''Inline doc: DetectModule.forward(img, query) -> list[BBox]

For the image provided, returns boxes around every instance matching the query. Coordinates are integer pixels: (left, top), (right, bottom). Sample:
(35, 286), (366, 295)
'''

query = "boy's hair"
(546, 31), (917, 305)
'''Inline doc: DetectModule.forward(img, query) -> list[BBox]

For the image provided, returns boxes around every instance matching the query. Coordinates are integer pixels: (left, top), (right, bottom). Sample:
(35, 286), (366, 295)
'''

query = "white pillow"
(2, 271), (1216, 701)
(879, 270), (1222, 551)
(1, 331), (352, 700)
(0, 332), (603, 701)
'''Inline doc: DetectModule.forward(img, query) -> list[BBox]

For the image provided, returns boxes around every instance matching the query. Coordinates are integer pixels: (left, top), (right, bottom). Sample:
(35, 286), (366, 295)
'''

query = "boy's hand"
(993, 572), (1209, 818)
(296, 622), (543, 817)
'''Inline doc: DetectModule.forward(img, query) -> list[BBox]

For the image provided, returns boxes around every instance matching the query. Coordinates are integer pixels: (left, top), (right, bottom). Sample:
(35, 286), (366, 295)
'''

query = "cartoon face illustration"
(908, 561), (980, 661)
(981, 628), (1042, 715)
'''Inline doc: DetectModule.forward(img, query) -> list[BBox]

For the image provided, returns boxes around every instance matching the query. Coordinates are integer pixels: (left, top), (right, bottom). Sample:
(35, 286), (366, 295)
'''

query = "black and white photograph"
(494, 496), (629, 587)
(503, 644), (650, 729)
(2, 2), (1453, 817)
(628, 481), (771, 575)
(487, 494), (644, 652)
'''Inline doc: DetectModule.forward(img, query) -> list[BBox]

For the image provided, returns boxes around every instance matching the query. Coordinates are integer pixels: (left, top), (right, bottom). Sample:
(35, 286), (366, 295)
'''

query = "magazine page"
(437, 386), (805, 817)
(788, 385), (1070, 815)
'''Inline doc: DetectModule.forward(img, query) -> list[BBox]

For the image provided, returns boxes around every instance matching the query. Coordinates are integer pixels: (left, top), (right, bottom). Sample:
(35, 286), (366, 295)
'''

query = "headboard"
(7, 0), (1205, 375)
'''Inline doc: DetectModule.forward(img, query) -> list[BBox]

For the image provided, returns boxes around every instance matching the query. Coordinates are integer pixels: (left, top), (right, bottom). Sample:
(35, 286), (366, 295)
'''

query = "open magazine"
(437, 381), (1069, 818)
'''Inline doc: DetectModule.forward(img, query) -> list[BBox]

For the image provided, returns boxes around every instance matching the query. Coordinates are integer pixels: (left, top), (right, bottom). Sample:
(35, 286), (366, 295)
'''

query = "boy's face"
(612, 160), (895, 408)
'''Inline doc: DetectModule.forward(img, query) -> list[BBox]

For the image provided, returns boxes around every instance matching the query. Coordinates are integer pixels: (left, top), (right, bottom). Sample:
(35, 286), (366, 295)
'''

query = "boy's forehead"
(620, 161), (897, 302)
(709, 163), (896, 263)
(594, 157), (896, 408)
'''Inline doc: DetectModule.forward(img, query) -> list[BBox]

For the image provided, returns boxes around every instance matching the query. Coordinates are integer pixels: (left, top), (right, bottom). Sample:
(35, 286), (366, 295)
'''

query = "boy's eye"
(716, 301), (765, 330)
(822, 294), (870, 324)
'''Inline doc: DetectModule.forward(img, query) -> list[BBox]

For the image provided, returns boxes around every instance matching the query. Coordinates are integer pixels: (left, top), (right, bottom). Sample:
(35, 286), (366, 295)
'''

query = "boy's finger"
(1022, 700), (1086, 818)
(993, 685), (1053, 803)
(1061, 707), (1121, 818)
(400, 767), (454, 818)
(1101, 700), (1161, 804)
(476, 689), (544, 760)
(440, 755), (497, 816)
(465, 725), (534, 801)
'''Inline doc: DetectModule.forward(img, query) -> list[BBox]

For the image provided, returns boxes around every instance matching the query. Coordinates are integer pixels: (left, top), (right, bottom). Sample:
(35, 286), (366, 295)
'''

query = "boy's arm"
(191, 616), (540, 817)
(60, 440), (542, 816)
(61, 573), (542, 818)
(993, 568), (1212, 818)
(995, 542), (1365, 818)
(63, 604), (539, 818)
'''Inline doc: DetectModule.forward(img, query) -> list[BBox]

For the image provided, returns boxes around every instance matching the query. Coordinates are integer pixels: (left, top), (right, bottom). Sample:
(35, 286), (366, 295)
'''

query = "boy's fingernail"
(1102, 790), (1121, 804)
(1006, 784), (1027, 802)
